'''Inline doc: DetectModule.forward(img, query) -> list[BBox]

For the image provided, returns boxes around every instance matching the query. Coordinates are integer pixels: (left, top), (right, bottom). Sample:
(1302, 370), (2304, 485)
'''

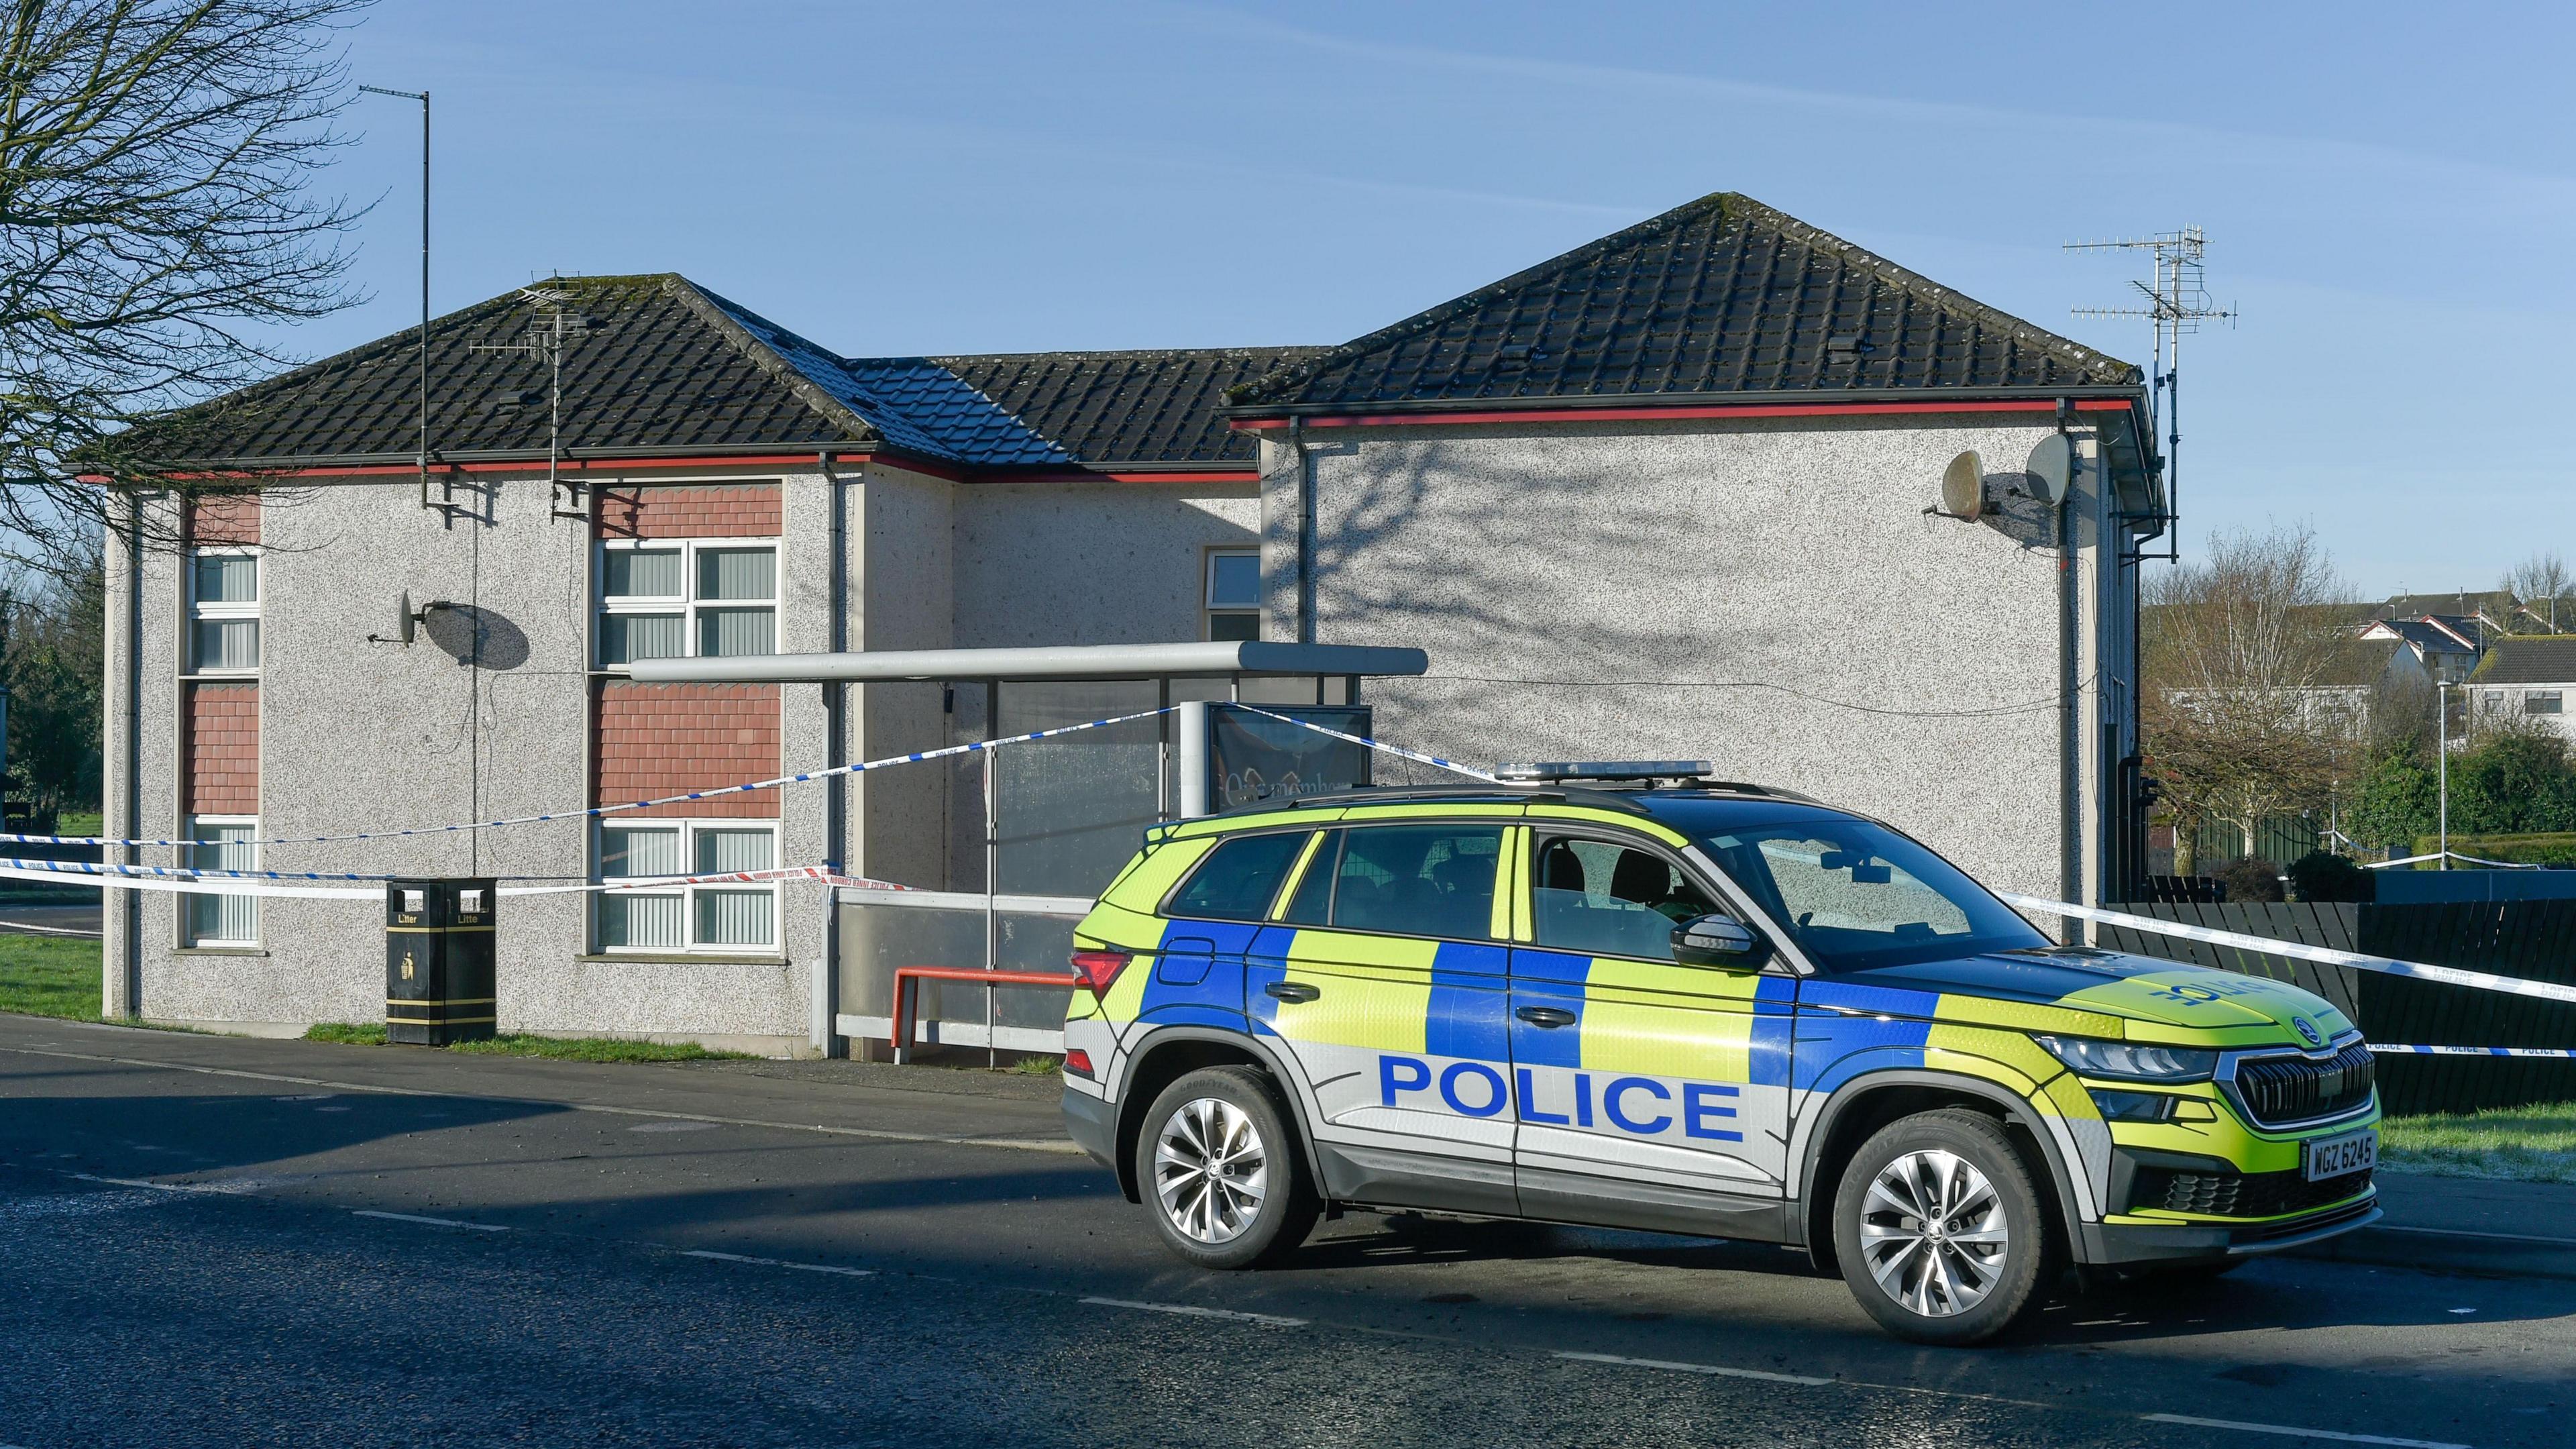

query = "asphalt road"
(0, 1015), (2565, 1449)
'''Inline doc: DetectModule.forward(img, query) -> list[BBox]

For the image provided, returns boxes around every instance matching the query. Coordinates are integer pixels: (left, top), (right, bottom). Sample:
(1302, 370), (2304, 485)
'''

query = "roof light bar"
(1493, 761), (1717, 784)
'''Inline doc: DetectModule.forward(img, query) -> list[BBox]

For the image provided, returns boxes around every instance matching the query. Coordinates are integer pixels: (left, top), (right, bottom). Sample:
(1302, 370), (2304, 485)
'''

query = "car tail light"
(1069, 949), (1132, 996)
(1064, 1048), (1095, 1078)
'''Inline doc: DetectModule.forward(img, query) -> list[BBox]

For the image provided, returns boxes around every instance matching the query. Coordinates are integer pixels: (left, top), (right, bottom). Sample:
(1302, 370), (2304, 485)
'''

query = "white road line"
(680, 1248), (872, 1277)
(69, 1171), (252, 1195)
(2143, 1413), (2470, 1448)
(0, 1042), (1083, 1155)
(352, 1209), (509, 1233)
(1554, 1350), (1833, 1386)
(1081, 1296), (1306, 1327)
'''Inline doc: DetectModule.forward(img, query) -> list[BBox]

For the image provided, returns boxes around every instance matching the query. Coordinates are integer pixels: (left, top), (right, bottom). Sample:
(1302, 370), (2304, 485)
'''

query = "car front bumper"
(2082, 1195), (2381, 1265)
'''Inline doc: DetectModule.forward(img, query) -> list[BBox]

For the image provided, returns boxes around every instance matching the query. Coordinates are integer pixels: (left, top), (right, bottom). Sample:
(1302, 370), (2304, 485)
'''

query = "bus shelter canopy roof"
(624, 640), (1430, 684)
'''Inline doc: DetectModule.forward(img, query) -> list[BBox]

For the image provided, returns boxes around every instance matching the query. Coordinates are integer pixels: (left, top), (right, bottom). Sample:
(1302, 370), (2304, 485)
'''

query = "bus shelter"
(632, 641), (1428, 1060)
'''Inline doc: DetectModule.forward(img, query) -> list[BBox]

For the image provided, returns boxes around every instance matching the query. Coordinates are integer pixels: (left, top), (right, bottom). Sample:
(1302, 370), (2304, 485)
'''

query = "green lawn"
(303, 1022), (750, 1063)
(2381, 1103), (2576, 1184)
(0, 934), (100, 1020)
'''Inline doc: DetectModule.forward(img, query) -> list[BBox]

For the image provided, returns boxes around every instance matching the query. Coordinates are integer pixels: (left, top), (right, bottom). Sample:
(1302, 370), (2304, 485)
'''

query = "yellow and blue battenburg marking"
(1067, 800), (2380, 1229)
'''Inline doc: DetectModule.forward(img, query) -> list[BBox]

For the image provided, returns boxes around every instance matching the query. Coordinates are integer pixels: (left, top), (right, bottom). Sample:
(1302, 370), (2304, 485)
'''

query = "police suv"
(1057, 765), (2380, 1344)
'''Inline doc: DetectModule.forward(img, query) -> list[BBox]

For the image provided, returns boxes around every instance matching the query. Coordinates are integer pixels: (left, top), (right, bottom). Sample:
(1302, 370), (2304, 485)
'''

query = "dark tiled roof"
(126, 276), (858, 465)
(1230, 192), (2139, 411)
(2473, 637), (2576, 686)
(936, 348), (1328, 466)
(127, 274), (1294, 474)
(2366, 619), (2480, 656)
(2374, 591), (2514, 621)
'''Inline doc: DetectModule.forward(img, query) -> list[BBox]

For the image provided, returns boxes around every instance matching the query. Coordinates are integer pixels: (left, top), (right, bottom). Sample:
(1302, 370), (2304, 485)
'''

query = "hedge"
(2412, 833), (2576, 867)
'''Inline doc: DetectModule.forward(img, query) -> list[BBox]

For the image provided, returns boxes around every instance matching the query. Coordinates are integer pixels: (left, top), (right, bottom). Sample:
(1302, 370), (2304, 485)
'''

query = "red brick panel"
(594, 484), (783, 540)
(188, 494), (262, 546)
(594, 682), (782, 818)
(185, 684), (260, 814)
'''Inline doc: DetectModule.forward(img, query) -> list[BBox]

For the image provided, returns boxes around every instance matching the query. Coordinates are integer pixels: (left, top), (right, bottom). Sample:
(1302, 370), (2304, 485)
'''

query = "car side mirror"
(1671, 914), (1770, 969)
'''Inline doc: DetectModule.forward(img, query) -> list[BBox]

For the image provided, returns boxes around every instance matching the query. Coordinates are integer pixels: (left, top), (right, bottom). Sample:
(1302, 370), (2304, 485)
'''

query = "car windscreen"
(1668, 812), (2047, 971)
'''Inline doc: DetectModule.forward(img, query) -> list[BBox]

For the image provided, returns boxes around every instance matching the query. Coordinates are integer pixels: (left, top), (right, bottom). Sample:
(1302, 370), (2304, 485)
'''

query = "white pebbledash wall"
(1259, 415), (2143, 906)
(100, 464), (1258, 1053)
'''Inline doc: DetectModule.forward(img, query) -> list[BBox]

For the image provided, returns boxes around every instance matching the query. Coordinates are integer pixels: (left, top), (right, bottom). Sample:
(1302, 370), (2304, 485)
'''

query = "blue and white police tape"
(0, 861), (918, 901)
(1998, 892), (2576, 1008)
(1235, 706), (1505, 784)
(2, 706), (1178, 851)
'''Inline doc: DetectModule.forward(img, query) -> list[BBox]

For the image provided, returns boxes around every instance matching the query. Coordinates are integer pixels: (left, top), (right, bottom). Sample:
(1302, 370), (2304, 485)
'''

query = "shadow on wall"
(421, 603), (531, 671)
(1306, 421), (2074, 771)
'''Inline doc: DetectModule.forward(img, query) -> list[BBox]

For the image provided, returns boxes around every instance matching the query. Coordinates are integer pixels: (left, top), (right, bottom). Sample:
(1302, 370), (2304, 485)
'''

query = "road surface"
(0, 1014), (2562, 1448)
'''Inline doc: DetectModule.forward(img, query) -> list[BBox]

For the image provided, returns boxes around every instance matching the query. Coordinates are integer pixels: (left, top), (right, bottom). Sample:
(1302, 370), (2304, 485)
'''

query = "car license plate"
(2304, 1128), (2377, 1181)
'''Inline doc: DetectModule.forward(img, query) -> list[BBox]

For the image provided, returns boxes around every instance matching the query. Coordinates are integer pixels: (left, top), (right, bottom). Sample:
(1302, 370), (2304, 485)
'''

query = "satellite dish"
(2025, 435), (2074, 506)
(1939, 450), (1986, 521)
(397, 590), (417, 646)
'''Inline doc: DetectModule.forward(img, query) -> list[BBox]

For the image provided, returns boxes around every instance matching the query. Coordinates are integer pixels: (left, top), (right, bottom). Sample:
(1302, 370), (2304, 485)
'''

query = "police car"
(1057, 765), (2381, 1344)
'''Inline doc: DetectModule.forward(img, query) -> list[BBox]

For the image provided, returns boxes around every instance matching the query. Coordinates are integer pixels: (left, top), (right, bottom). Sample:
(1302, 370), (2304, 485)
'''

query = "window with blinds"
(596, 539), (778, 668)
(189, 550), (260, 674)
(186, 816), (259, 945)
(596, 820), (777, 952)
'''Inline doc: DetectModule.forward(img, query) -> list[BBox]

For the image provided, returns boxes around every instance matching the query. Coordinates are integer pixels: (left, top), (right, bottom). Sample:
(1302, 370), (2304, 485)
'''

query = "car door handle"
(1515, 1006), (1577, 1028)
(1265, 981), (1320, 1004)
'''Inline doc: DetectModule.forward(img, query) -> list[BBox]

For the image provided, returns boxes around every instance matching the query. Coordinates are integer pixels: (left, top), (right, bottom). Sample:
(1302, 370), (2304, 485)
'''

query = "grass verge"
(2381, 1102), (2576, 1185)
(0, 934), (100, 1020)
(303, 1022), (751, 1063)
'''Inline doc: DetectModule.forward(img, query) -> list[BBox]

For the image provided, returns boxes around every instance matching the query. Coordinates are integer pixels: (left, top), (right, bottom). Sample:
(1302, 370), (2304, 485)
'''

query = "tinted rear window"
(1168, 832), (1311, 921)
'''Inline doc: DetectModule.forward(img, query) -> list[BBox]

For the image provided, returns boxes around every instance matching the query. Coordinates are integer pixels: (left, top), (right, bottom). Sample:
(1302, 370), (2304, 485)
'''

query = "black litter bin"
(385, 877), (498, 1045)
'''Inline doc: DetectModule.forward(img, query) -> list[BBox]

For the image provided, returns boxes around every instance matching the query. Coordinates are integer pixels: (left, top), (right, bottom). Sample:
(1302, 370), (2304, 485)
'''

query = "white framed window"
(2528, 690), (2565, 716)
(594, 818), (779, 953)
(185, 815), (258, 945)
(188, 548), (260, 674)
(1205, 548), (1258, 642)
(596, 539), (778, 667)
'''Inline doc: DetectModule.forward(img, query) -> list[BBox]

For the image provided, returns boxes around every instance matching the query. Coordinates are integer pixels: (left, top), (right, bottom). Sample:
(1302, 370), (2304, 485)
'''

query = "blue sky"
(309, 1), (2576, 598)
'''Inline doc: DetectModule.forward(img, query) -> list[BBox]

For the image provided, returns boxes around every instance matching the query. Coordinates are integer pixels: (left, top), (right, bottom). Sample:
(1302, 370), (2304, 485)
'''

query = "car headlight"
(2035, 1035), (2217, 1083)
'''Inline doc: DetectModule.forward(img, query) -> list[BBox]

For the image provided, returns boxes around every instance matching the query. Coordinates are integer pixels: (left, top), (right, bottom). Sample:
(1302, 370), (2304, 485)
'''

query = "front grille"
(2131, 1166), (2372, 1219)
(2232, 1042), (2375, 1127)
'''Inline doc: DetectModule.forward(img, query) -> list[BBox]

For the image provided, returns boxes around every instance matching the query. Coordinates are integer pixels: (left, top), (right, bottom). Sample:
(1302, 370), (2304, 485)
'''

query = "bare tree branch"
(0, 0), (372, 570)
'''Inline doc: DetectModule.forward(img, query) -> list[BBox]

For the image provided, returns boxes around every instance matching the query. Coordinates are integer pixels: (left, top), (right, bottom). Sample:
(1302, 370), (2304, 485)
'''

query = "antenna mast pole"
(2067, 226), (2234, 562)
(362, 86), (433, 511)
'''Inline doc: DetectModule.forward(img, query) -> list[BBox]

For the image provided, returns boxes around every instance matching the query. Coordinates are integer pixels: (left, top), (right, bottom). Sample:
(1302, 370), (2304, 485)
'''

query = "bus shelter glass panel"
(837, 894), (1083, 1044)
(994, 680), (1165, 899)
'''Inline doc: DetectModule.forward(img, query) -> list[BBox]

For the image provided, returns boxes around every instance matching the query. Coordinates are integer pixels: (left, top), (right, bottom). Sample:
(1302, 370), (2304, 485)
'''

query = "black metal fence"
(2098, 901), (2576, 1116)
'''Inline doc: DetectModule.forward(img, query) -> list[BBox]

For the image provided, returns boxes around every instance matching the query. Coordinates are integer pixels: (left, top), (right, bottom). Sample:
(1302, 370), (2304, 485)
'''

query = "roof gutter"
(111, 443), (1260, 486)
(1226, 387), (2146, 431)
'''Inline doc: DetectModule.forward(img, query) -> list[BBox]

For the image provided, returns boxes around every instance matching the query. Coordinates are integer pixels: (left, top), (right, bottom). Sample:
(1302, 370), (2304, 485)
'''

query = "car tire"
(1833, 1108), (2061, 1346)
(1135, 1065), (1320, 1270)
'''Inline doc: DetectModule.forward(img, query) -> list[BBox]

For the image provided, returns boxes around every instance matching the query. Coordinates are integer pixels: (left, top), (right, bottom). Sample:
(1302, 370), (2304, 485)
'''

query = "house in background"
(2359, 614), (2482, 688)
(1228, 191), (2161, 910)
(100, 273), (1309, 1051)
(2469, 637), (2576, 745)
(100, 189), (2163, 1054)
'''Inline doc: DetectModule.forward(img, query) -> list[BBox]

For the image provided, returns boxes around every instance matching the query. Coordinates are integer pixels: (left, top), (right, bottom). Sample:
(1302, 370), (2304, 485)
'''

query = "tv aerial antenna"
(470, 286), (594, 520)
(2065, 227), (2235, 561)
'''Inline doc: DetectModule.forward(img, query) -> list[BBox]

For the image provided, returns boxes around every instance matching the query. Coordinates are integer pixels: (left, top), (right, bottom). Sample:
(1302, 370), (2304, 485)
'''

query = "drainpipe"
(2057, 400), (2083, 943)
(1292, 417), (1316, 644)
(114, 493), (144, 1015)
(818, 449), (846, 1058)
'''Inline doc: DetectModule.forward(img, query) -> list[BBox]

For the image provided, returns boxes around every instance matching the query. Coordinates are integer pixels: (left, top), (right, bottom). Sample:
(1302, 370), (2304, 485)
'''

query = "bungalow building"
(98, 191), (2161, 1053)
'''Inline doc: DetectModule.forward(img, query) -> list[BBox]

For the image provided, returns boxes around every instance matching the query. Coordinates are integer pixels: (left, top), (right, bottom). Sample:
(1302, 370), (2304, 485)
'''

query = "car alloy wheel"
(1857, 1147), (2012, 1318)
(1151, 1095), (1271, 1245)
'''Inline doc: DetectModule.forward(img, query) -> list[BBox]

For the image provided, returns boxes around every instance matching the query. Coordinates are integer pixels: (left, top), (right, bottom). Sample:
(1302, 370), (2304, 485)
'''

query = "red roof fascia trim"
(1230, 398), (2133, 431)
(153, 453), (841, 482)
